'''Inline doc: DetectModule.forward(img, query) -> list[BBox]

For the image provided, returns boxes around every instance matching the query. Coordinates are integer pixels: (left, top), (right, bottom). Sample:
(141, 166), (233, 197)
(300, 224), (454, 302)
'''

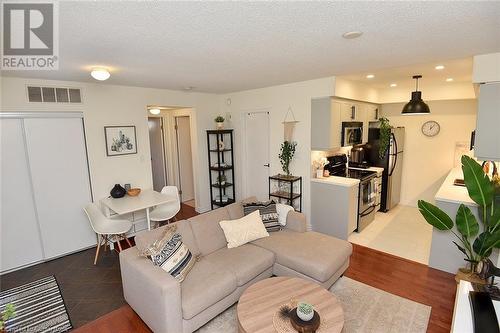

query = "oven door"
(358, 178), (376, 231)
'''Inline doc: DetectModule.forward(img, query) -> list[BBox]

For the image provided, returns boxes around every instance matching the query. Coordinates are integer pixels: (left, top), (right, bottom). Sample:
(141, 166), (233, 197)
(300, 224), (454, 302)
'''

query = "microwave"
(342, 122), (363, 146)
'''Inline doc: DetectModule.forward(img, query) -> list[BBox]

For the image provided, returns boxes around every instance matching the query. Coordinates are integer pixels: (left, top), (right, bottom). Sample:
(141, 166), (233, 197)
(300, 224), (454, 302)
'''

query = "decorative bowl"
(127, 188), (141, 196)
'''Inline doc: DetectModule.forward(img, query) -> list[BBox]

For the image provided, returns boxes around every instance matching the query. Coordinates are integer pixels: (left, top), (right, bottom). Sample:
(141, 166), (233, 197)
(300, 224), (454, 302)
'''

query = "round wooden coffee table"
(237, 277), (344, 333)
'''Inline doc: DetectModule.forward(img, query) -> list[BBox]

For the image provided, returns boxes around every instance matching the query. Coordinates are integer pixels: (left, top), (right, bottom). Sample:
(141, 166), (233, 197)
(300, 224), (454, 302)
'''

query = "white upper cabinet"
(475, 83), (500, 161)
(311, 97), (341, 150)
(362, 104), (379, 143)
(340, 101), (364, 123)
(473, 53), (500, 83)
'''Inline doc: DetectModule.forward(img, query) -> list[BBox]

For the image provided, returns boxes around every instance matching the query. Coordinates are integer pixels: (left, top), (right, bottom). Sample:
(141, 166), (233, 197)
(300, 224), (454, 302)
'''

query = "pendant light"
(401, 75), (430, 115)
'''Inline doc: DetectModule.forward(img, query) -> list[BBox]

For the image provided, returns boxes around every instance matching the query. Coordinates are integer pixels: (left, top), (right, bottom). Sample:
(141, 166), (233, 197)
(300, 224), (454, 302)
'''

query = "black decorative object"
(207, 129), (235, 209)
(402, 75), (430, 115)
(110, 184), (126, 198)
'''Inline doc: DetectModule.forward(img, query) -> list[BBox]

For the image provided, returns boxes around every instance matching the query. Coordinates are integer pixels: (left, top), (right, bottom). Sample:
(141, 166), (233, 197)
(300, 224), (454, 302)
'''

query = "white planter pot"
(216, 122), (224, 130)
(296, 303), (314, 322)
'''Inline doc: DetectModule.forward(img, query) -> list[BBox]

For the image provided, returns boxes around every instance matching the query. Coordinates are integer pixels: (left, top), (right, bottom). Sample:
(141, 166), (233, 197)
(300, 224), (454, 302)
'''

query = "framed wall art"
(104, 126), (137, 156)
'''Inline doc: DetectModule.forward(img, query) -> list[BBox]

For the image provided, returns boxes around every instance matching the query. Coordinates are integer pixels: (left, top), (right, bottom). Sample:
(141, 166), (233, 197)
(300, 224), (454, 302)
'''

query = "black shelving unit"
(207, 129), (235, 209)
(269, 175), (302, 212)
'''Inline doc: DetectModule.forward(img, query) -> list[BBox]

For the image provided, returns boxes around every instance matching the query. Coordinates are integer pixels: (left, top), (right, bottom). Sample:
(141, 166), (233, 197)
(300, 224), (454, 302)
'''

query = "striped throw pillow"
(243, 200), (281, 232)
(145, 227), (196, 282)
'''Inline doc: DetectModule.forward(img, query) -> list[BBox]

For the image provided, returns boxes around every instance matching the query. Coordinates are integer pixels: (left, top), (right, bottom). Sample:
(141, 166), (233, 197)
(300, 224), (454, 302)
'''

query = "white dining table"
(100, 189), (176, 231)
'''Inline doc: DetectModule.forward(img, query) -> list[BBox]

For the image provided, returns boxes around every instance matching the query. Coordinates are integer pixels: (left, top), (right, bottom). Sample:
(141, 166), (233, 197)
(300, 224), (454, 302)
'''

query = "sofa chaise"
(119, 198), (352, 333)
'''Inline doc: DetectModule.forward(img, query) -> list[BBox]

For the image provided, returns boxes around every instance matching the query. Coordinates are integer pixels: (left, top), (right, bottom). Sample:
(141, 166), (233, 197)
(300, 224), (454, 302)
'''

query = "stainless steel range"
(324, 154), (377, 232)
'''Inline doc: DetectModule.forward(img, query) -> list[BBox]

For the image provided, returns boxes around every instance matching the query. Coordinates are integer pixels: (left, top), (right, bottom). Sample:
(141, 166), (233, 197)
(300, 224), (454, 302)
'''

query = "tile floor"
(348, 205), (433, 264)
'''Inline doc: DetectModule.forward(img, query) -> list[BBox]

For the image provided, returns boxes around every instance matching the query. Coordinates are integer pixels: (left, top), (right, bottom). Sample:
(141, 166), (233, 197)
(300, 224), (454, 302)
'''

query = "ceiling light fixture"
(149, 108), (161, 115)
(435, 65), (445, 70)
(90, 67), (110, 81)
(366, 74), (375, 79)
(446, 78), (454, 82)
(342, 31), (363, 39)
(390, 83), (397, 87)
(401, 75), (430, 115)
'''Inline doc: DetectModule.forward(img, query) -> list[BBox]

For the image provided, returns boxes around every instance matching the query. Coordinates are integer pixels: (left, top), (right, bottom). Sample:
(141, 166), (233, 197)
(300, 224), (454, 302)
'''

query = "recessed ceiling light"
(149, 108), (161, 115)
(446, 78), (454, 82)
(390, 83), (397, 87)
(342, 31), (363, 39)
(366, 74), (375, 79)
(90, 67), (110, 81)
(435, 65), (445, 70)
(184, 86), (194, 91)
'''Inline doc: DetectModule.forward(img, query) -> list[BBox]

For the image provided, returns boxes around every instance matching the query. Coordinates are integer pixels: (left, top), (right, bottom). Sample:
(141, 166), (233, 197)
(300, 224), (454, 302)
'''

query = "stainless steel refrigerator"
(366, 126), (405, 212)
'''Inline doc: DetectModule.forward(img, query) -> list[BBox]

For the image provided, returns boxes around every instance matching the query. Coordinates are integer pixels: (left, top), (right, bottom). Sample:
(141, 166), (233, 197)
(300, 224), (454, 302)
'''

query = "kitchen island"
(310, 176), (359, 240)
(430, 167), (499, 273)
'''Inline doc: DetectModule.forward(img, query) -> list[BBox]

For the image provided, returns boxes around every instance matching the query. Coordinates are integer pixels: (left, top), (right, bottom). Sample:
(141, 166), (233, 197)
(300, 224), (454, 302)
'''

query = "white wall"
(378, 82), (476, 104)
(381, 99), (477, 206)
(218, 77), (336, 221)
(334, 78), (379, 103)
(1, 77), (219, 212)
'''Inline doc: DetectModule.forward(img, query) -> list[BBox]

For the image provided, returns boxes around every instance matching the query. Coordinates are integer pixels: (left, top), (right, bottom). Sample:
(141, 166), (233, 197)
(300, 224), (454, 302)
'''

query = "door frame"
(148, 116), (168, 191)
(241, 108), (271, 199)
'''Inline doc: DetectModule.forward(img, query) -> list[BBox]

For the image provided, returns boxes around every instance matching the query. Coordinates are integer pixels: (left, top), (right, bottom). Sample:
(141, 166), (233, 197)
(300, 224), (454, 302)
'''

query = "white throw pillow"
(276, 203), (294, 226)
(219, 210), (269, 248)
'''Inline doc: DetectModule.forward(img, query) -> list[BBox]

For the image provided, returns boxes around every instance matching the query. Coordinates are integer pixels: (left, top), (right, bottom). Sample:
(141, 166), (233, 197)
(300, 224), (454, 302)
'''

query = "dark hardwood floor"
(0, 203), (197, 329)
(2, 203), (457, 333)
(74, 243), (457, 333)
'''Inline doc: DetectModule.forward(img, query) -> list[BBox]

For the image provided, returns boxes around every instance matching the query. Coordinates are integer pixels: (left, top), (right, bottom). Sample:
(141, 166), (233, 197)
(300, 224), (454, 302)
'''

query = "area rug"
(0, 275), (72, 332)
(196, 277), (431, 333)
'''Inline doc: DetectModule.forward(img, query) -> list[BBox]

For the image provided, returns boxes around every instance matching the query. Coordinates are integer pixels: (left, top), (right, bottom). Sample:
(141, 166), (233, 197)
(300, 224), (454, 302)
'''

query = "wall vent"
(27, 86), (83, 103)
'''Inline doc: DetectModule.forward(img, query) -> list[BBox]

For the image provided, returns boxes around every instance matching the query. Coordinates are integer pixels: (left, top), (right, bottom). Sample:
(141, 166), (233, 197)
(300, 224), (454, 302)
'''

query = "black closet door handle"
(264, 164), (270, 167)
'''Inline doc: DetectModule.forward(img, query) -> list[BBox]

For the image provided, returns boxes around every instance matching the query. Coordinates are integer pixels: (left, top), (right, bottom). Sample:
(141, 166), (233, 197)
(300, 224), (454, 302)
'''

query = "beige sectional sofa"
(119, 198), (352, 333)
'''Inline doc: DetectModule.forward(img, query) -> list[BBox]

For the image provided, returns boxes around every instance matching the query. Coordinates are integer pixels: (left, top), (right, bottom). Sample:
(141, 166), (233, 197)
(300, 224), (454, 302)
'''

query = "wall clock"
(422, 120), (440, 137)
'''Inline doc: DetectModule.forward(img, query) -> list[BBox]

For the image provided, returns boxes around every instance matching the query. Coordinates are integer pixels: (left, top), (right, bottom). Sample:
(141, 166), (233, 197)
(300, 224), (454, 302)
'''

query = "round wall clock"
(421, 120), (440, 137)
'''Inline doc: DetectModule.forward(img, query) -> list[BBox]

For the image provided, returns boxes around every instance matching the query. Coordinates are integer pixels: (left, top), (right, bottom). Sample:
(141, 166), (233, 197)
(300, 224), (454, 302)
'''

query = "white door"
(244, 111), (270, 201)
(1, 118), (44, 272)
(175, 116), (194, 202)
(23, 117), (95, 259)
(148, 117), (167, 192)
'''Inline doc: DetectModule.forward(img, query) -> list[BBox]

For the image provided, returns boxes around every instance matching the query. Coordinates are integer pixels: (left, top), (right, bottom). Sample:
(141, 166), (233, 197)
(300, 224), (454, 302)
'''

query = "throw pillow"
(219, 210), (269, 248)
(243, 200), (281, 232)
(276, 203), (294, 226)
(142, 226), (196, 283)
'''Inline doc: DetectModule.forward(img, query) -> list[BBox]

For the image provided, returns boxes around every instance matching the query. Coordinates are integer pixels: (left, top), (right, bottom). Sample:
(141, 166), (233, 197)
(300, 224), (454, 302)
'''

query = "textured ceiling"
(2, 1), (500, 93)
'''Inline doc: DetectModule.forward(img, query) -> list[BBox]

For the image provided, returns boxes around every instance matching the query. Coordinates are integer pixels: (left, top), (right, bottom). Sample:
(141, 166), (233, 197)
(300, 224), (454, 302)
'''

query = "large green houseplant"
(418, 155), (500, 271)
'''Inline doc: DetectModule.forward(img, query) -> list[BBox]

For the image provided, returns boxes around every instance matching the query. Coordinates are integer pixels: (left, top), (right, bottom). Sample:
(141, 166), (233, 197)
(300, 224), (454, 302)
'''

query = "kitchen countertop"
(435, 167), (476, 206)
(310, 175), (360, 187)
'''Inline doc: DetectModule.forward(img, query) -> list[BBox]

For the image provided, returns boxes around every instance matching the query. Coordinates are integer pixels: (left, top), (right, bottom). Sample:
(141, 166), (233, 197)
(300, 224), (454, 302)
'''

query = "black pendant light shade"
(402, 75), (430, 115)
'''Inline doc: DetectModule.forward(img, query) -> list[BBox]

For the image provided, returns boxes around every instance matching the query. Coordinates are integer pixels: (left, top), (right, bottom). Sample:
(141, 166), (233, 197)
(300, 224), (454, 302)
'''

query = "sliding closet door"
(23, 117), (95, 259)
(1, 119), (44, 272)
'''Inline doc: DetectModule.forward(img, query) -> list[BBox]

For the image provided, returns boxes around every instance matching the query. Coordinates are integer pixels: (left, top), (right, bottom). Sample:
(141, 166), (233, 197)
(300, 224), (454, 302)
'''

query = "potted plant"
(214, 115), (225, 130)
(418, 155), (500, 276)
(296, 302), (314, 322)
(378, 117), (392, 159)
(1, 304), (15, 332)
(217, 174), (226, 186)
(279, 141), (297, 177)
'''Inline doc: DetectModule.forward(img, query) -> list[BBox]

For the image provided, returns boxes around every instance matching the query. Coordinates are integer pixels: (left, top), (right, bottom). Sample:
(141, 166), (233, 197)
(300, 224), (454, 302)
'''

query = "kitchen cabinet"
(312, 97), (380, 149)
(311, 97), (341, 150)
(474, 82), (500, 161)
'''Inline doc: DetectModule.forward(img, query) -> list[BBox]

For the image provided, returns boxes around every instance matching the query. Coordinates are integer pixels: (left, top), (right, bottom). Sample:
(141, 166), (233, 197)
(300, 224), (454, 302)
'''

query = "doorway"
(244, 110), (270, 201)
(175, 116), (195, 204)
(148, 117), (167, 192)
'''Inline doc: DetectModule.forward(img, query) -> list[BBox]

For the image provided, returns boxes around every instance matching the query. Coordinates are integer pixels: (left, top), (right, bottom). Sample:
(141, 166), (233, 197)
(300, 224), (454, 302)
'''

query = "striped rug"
(0, 276), (72, 332)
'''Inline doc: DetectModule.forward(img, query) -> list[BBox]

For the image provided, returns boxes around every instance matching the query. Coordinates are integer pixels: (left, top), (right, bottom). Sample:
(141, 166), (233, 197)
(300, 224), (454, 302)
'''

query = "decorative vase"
(296, 302), (314, 322)
(110, 184), (126, 198)
(216, 122), (224, 130)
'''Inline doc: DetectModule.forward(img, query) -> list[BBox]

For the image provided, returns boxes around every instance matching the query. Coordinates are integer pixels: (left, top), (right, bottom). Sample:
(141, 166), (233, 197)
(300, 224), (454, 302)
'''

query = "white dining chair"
(83, 203), (133, 265)
(149, 186), (181, 224)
